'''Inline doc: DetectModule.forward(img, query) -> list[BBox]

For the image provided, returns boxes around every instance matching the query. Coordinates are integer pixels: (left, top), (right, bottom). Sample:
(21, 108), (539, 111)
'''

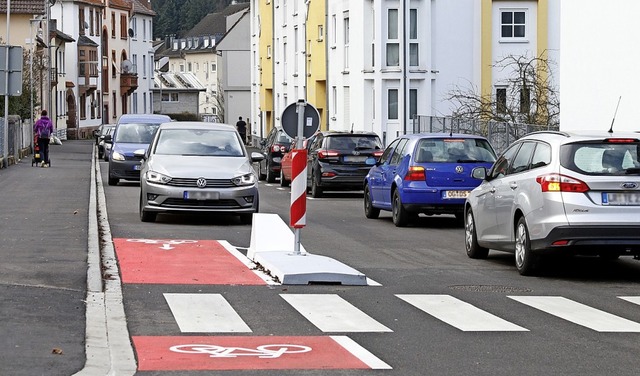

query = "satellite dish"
(84, 21), (89, 29)
(128, 28), (134, 38)
(121, 60), (133, 73)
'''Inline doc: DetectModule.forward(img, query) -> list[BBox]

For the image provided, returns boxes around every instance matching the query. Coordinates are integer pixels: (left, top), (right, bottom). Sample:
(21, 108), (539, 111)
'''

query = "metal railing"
(407, 116), (559, 154)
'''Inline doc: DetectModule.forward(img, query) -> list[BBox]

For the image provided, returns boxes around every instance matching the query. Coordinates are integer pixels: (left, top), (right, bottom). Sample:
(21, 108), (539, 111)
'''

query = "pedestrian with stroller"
(236, 116), (247, 145)
(34, 110), (54, 167)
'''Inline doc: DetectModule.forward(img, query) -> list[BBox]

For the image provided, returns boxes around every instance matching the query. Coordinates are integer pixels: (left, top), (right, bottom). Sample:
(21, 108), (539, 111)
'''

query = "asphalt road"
(98, 156), (640, 376)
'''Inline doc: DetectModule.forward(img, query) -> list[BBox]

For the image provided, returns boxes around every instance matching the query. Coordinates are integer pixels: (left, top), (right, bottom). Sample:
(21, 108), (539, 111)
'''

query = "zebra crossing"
(163, 293), (640, 333)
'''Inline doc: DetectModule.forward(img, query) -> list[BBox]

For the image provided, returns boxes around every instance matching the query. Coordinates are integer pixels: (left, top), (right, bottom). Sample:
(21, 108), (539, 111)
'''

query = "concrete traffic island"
(247, 213), (368, 285)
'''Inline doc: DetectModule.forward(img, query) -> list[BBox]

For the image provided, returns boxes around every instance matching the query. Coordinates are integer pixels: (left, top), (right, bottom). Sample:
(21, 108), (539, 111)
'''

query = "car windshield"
(276, 131), (293, 144)
(115, 123), (160, 143)
(154, 129), (244, 157)
(561, 141), (640, 175)
(415, 138), (496, 163)
(327, 135), (382, 150)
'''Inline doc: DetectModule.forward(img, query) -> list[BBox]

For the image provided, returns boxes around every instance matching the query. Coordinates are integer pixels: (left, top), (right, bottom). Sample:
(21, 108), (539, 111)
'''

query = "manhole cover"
(449, 285), (532, 293)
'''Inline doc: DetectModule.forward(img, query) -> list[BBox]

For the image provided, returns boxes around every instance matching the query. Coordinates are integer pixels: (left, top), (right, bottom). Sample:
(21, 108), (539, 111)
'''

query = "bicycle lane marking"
(113, 238), (270, 285)
(132, 335), (392, 371)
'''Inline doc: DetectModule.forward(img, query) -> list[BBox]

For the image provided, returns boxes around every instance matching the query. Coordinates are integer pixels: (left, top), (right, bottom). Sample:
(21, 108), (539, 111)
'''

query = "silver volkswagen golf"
(465, 130), (640, 275)
(137, 122), (264, 223)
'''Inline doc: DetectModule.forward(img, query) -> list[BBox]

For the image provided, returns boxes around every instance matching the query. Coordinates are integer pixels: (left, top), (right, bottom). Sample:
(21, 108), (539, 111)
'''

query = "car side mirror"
(259, 139), (266, 146)
(251, 152), (265, 163)
(133, 149), (147, 160)
(472, 166), (487, 180)
(103, 134), (113, 143)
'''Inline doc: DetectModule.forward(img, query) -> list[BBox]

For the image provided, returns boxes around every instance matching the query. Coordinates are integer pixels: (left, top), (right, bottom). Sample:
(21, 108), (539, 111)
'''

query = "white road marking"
(164, 293), (252, 333)
(397, 294), (528, 332)
(509, 296), (640, 332)
(330, 336), (392, 369)
(281, 294), (392, 332)
(619, 296), (640, 306)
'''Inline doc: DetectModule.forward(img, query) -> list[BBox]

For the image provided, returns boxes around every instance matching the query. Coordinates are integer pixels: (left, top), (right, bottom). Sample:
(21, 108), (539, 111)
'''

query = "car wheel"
(311, 171), (323, 198)
(266, 162), (277, 183)
(108, 175), (119, 186)
(465, 209), (489, 259)
(258, 160), (267, 180)
(98, 150), (104, 160)
(392, 190), (410, 227)
(515, 217), (538, 276)
(364, 184), (380, 219)
(139, 194), (157, 223)
(280, 169), (290, 187)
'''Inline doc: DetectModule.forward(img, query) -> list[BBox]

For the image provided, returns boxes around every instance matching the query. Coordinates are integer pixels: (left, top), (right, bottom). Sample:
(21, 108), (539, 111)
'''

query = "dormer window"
(172, 41), (178, 50)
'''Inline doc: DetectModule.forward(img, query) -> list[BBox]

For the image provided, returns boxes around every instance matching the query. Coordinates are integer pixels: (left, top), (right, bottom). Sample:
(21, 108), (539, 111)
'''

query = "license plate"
(602, 192), (640, 206)
(443, 190), (470, 199)
(343, 155), (367, 163)
(133, 164), (141, 170)
(184, 191), (219, 200)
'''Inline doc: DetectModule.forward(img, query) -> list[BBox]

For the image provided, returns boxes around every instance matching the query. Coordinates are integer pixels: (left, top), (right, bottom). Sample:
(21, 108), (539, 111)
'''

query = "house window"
(80, 94), (86, 119)
(332, 14), (337, 46)
(343, 12), (349, 69)
(111, 12), (116, 38)
(89, 9), (94, 36)
(520, 87), (530, 114)
(386, 9), (399, 66)
(142, 55), (147, 77)
(409, 89), (418, 119)
(120, 14), (127, 39)
(211, 63), (217, 72)
(188, 62), (192, 71)
(143, 19), (147, 41)
(162, 93), (179, 102)
(388, 89), (398, 119)
(501, 10), (526, 38)
(267, 45), (271, 58)
(133, 93), (138, 113)
(179, 63), (185, 72)
(496, 88), (507, 113)
(131, 17), (137, 39)
(79, 8), (85, 36)
(409, 9), (418, 66)
(332, 86), (337, 117)
(318, 25), (324, 41)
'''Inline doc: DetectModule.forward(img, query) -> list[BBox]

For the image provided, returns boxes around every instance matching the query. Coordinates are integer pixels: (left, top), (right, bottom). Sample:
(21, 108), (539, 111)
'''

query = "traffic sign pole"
(292, 100), (308, 256)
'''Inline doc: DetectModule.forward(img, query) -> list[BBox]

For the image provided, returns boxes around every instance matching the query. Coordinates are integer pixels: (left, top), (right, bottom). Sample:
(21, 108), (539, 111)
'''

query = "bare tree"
(446, 53), (560, 129)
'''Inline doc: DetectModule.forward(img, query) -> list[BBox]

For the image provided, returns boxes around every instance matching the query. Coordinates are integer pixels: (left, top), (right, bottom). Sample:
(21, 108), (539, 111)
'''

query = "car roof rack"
(525, 130), (571, 138)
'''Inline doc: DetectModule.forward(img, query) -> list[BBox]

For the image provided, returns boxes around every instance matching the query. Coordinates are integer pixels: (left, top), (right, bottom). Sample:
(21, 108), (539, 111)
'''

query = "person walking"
(34, 110), (54, 167)
(236, 116), (247, 145)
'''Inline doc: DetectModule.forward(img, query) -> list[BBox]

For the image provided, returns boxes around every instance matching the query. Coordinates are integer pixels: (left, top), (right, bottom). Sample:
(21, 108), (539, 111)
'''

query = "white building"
(129, 0), (156, 115)
(51, 0), (105, 138)
(258, 0), (560, 145)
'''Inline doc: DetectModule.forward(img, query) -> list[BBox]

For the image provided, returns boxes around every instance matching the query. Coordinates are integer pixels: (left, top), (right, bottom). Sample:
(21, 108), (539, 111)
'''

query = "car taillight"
(271, 144), (286, 153)
(405, 166), (426, 181)
(318, 149), (340, 159)
(536, 174), (589, 193)
(605, 138), (638, 143)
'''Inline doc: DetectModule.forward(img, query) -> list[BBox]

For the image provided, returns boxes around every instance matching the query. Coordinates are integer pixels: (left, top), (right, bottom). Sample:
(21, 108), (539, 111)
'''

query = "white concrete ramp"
(247, 213), (367, 285)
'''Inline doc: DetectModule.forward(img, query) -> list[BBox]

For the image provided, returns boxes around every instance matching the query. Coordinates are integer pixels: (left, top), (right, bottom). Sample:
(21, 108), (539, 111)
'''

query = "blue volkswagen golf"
(363, 133), (496, 227)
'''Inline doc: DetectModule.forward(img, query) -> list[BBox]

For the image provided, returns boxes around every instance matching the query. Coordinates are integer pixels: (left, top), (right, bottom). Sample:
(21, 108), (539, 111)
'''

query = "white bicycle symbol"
(169, 343), (312, 359)
(127, 239), (198, 250)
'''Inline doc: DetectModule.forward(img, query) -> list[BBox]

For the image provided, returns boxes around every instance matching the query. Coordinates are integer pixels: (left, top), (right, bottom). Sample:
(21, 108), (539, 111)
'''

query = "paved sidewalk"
(0, 140), (93, 375)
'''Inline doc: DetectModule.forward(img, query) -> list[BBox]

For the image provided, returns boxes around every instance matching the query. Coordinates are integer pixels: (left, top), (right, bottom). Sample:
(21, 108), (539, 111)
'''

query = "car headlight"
(111, 151), (125, 161)
(144, 170), (172, 184)
(232, 173), (257, 186)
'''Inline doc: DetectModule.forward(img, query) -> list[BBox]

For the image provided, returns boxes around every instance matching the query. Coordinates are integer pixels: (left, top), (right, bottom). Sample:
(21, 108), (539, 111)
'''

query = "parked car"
(97, 125), (115, 160)
(464, 130), (640, 275)
(307, 131), (384, 197)
(279, 138), (310, 187)
(137, 122), (265, 223)
(106, 114), (172, 186)
(258, 126), (293, 183)
(364, 133), (496, 227)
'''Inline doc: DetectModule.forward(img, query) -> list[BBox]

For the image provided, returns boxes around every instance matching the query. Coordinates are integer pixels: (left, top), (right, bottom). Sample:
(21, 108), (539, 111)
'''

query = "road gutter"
(73, 148), (136, 375)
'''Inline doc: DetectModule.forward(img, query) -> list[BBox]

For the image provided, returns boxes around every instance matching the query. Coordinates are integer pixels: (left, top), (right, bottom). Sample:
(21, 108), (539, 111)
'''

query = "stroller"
(31, 134), (51, 167)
